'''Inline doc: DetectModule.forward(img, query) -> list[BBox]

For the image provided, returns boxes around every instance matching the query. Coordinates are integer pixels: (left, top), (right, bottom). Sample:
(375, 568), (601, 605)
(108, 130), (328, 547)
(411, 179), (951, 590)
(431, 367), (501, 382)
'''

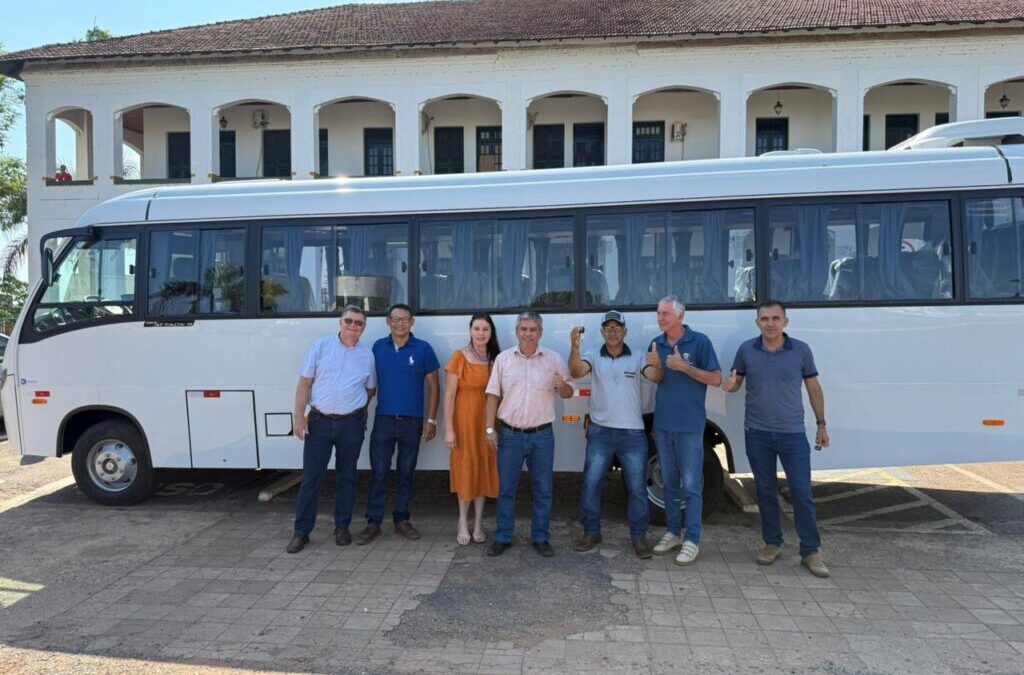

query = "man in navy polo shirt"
(359, 303), (440, 545)
(722, 299), (830, 578)
(642, 295), (721, 566)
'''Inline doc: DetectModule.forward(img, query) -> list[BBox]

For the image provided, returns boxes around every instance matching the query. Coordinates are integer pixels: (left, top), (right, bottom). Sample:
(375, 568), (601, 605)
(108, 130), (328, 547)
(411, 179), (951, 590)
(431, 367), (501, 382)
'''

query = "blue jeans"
(654, 429), (703, 543)
(495, 425), (555, 544)
(293, 411), (366, 536)
(745, 428), (821, 558)
(581, 424), (649, 539)
(367, 415), (423, 525)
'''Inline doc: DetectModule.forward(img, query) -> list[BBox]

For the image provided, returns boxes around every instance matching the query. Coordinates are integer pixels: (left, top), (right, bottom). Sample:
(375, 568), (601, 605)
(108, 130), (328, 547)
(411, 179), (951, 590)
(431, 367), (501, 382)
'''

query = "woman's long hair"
(469, 313), (501, 363)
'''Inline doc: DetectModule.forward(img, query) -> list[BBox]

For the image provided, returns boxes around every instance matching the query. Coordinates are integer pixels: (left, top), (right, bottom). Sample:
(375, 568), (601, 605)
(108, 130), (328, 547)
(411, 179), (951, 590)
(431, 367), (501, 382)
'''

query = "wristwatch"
(427, 418), (437, 425)
(485, 427), (495, 435)
(816, 420), (827, 427)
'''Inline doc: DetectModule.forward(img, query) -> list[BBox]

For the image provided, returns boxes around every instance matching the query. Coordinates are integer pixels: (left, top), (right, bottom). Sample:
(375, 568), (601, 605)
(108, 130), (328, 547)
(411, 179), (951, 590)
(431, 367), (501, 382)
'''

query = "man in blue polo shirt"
(721, 299), (830, 578)
(642, 295), (721, 566)
(359, 303), (440, 545)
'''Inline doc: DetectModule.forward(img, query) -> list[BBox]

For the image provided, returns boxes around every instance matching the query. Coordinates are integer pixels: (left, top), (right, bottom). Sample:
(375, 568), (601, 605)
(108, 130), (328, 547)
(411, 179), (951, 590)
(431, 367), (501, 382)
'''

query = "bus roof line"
(993, 147), (1013, 184)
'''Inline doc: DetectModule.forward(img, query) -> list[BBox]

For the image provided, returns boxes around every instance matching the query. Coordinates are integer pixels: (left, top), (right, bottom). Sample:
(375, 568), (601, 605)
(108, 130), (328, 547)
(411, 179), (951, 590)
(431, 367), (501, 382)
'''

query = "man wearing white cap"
(568, 310), (652, 559)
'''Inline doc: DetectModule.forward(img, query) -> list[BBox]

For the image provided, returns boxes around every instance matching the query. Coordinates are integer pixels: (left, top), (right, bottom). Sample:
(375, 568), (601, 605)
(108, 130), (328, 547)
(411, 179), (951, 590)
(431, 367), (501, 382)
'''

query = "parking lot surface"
(1, 435), (1022, 674)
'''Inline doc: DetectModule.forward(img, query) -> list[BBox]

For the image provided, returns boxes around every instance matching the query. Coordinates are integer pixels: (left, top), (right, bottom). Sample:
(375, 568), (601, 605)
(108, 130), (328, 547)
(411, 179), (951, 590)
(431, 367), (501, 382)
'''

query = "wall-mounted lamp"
(773, 90), (784, 116)
(219, 115), (228, 130)
(1000, 84), (1011, 110)
(526, 111), (540, 130)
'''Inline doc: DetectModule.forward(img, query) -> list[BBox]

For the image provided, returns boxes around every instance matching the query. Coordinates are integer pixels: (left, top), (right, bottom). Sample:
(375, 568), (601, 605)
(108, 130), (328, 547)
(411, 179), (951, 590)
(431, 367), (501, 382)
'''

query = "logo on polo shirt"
(409, 355), (415, 366)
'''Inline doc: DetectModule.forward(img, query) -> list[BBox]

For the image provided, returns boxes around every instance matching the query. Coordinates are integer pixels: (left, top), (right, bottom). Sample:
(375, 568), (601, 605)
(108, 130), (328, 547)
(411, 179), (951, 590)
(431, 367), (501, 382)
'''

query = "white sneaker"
(674, 540), (700, 566)
(652, 532), (682, 555)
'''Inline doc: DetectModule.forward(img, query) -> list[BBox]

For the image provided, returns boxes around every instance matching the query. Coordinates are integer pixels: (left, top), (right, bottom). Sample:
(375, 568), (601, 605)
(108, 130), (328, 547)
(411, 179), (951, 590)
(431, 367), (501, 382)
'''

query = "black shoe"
(334, 527), (351, 546)
(487, 541), (512, 557)
(286, 535), (309, 554)
(631, 536), (652, 560)
(532, 541), (555, 557)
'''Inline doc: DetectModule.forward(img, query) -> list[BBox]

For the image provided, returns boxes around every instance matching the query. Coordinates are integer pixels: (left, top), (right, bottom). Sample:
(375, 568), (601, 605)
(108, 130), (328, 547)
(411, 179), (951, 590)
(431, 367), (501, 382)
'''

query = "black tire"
(645, 435), (724, 526)
(71, 419), (156, 506)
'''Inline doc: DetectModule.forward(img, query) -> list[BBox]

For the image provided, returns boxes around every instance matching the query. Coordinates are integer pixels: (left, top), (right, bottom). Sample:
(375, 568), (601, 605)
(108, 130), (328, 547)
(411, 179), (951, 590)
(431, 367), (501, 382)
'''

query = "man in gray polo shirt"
(568, 310), (652, 559)
(722, 300), (830, 578)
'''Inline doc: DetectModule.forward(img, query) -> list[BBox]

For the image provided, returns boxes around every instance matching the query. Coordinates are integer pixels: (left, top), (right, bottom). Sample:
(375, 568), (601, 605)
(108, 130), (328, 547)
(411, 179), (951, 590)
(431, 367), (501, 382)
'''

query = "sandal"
(472, 530), (486, 544)
(457, 528), (471, 546)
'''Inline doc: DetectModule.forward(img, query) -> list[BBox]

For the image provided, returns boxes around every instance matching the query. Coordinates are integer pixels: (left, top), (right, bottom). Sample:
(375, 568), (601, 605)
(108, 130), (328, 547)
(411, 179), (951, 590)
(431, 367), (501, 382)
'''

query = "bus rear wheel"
(645, 437), (724, 526)
(71, 420), (156, 506)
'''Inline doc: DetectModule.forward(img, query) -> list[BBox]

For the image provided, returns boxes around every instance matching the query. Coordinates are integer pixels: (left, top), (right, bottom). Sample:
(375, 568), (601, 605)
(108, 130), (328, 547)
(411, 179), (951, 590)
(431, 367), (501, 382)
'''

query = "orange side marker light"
(982, 419), (1005, 427)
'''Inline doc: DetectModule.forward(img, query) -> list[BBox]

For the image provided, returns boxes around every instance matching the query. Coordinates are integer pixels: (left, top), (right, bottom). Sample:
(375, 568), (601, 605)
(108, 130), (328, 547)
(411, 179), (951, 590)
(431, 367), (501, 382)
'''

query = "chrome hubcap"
(646, 453), (703, 512)
(87, 440), (138, 492)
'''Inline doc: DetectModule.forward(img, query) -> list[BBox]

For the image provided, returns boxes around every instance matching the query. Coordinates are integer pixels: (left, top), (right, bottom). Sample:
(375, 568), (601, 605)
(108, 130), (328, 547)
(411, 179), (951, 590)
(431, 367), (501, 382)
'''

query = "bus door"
(186, 390), (259, 468)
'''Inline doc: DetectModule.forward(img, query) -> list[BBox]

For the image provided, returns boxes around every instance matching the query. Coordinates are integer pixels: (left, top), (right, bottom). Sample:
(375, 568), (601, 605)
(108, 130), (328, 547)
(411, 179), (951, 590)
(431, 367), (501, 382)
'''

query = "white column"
(834, 78), (864, 153)
(94, 106), (116, 184)
(606, 82), (632, 165)
(501, 83), (525, 171)
(718, 84), (745, 158)
(394, 94), (420, 176)
(289, 101), (316, 180)
(189, 105), (213, 184)
(952, 74), (983, 122)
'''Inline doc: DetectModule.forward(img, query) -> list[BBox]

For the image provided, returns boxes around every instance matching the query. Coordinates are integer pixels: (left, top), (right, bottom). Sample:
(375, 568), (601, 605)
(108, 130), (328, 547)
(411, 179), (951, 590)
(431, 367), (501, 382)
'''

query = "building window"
(885, 114), (919, 149)
(434, 127), (464, 174)
(364, 128), (393, 176)
(755, 118), (788, 155)
(319, 128), (329, 177)
(476, 126), (502, 172)
(262, 129), (291, 178)
(167, 131), (190, 179)
(986, 111), (1021, 119)
(935, 112), (949, 126)
(533, 124), (564, 169)
(633, 121), (665, 163)
(218, 130), (236, 178)
(573, 122), (605, 167)
(863, 115), (870, 151)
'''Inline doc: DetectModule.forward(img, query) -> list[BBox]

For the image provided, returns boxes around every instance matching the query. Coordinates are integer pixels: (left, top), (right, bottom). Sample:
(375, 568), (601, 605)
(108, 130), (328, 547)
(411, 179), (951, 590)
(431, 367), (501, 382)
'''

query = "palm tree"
(0, 156), (27, 279)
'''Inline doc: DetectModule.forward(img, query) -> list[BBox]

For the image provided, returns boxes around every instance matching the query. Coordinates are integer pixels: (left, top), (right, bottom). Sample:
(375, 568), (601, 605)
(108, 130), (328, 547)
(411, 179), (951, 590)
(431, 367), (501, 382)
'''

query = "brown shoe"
(356, 524), (381, 545)
(393, 521), (421, 540)
(575, 533), (602, 552)
(334, 527), (351, 546)
(801, 552), (830, 578)
(631, 537), (652, 560)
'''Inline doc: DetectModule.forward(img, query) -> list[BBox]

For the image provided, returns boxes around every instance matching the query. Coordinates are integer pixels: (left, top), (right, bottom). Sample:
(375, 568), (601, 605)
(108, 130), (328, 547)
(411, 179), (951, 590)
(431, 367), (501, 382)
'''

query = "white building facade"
(4, 8), (1024, 280)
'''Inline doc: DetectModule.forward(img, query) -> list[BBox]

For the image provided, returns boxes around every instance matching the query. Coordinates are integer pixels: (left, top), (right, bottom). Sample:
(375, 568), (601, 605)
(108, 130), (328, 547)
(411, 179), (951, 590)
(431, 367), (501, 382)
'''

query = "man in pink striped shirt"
(484, 311), (573, 557)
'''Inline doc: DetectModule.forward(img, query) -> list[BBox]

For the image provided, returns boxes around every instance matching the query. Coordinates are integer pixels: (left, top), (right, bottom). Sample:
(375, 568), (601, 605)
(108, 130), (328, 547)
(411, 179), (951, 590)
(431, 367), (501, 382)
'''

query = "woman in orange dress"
(444, 313), (501, 545)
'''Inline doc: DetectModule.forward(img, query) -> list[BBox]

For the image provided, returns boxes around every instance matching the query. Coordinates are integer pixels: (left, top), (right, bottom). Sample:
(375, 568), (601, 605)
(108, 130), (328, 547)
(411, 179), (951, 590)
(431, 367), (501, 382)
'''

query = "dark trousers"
(745, 428), (821, 558)
(495, 425), (555, 544)
(366, 415), (423, 525)
(293, 411), (366, 537)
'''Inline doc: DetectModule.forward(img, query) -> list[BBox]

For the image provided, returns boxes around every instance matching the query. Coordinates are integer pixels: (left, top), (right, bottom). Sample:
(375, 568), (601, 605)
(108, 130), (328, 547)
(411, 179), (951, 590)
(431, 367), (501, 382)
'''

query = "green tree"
(85, 26), (114, 42)
(0, 42), (27, 278)
(0, 42), (24, 151)
(0, 274), (27, 333)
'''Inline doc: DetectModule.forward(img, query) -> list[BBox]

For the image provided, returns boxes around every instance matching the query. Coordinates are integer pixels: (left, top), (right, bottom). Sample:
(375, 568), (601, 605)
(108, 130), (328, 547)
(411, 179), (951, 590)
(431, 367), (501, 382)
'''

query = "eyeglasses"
(602, 326), (624, 334)
(388, 317), (412, 325)
(342, 318), (365, 327)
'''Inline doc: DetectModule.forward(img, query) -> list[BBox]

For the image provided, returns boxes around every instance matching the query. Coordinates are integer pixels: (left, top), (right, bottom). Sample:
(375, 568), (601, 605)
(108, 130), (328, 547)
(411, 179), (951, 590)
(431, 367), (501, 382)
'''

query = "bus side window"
(964, 197), (1023, 300)
(32, 237), (137, 333)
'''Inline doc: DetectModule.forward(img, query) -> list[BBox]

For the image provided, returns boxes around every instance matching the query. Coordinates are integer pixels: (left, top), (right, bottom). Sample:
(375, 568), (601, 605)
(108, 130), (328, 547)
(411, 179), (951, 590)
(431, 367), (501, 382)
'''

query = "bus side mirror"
(43, 248), (55, 287)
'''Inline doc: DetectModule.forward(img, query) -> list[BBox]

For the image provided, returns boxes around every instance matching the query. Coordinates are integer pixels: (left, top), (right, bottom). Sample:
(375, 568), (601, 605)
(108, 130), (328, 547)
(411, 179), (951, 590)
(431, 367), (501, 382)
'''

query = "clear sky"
(1, 0), (429, 161)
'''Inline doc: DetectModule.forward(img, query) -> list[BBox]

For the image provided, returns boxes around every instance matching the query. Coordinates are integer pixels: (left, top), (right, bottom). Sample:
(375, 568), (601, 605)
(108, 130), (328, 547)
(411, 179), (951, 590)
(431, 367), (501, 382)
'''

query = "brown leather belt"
(501, 421), (552, 434)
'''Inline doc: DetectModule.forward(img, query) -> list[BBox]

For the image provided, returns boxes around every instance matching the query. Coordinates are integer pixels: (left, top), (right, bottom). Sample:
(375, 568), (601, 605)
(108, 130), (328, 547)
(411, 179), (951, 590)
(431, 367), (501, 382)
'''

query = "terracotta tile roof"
(3, 0), (1024, 77)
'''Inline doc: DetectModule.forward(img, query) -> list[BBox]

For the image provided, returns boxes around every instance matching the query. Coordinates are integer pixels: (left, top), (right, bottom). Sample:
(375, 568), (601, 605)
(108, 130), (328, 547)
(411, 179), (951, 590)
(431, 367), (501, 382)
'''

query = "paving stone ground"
(0, 467), (1022, 674)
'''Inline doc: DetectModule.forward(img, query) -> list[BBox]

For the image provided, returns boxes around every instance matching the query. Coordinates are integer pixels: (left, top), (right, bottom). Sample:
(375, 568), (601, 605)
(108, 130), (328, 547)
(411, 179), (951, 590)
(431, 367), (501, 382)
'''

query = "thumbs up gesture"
(721, 369), (740, 393)
(666, 345), (689, 372)
(645, 342), (661, 369)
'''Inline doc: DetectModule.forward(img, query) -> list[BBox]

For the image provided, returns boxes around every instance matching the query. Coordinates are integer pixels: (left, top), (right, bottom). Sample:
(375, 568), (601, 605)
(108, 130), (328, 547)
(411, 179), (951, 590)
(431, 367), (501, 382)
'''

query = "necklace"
(467, 345), (488, 363)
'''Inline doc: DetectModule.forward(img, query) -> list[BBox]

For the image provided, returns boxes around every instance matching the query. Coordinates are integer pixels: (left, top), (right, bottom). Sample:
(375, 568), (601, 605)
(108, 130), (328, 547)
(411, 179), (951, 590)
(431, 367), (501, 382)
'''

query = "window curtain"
(700, 211), (726, 302)
(452, 221), (477, 306)
(671, 229), (693, 302)
(533, 236), (550, 295)
(965, 203), (989, 297)
(199, 230), (217, 312)
(347, 226), (372, 275)
(793, 206), (830, 301)
(877, 203), (915, 298)
(500, 219), (529, 306)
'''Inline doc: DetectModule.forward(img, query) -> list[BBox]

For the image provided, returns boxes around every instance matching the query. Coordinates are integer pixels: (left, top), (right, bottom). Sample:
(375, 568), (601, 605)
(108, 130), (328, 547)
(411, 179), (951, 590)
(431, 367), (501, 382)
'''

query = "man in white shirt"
(568, 310), (652, 559)
(287, 305), (377, 553)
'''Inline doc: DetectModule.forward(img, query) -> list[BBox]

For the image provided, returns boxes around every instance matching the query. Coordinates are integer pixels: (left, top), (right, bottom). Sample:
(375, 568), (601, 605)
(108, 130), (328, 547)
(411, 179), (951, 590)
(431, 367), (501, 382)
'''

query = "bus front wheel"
(645, 437), (724, 526)
(71, 420), (156, 506)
